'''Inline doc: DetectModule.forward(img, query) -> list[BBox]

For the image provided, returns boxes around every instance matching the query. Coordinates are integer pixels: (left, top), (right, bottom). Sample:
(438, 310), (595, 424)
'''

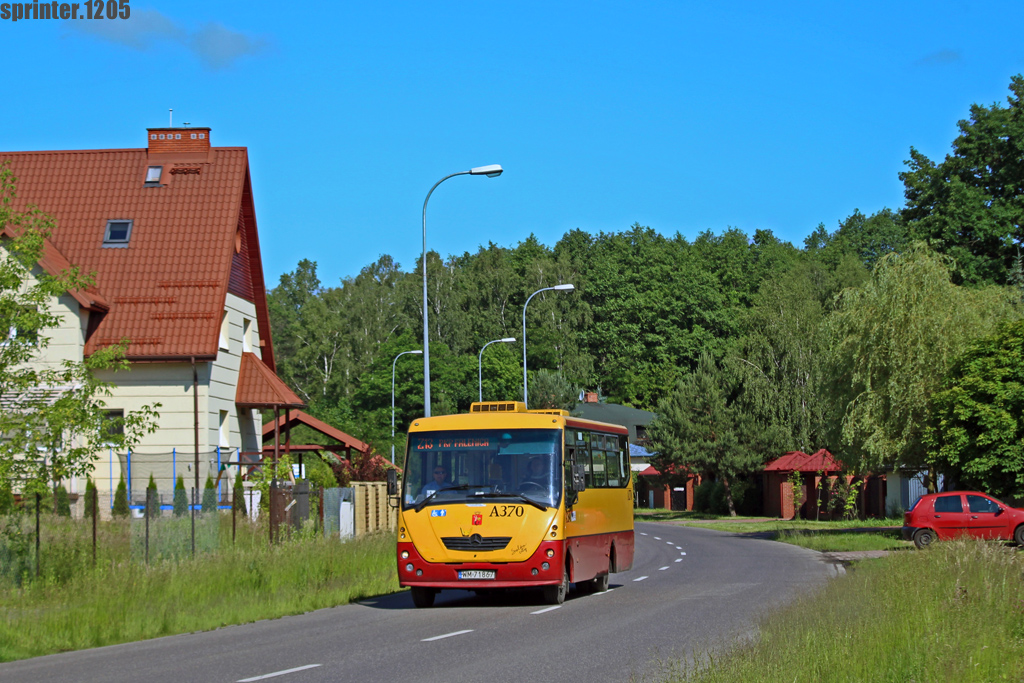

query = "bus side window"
(606, 445), (620, 487)
(591, 449), (607, 487)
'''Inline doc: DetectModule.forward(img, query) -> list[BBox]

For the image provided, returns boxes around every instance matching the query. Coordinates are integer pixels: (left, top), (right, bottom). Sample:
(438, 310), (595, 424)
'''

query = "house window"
(219, 310), (230, 350)
(243, 318), (252, 352)
(145, 166), (162, 185)
(103, 220), (133, 247)
(102, 410), (124, 442)
(175, 134), (181, 139)
(199, 133), (205, 139)
(150, 134), (157, 140)
(159, 134), (165, 140)
(191, 133), (197, 139)
(219, 410), (229, 447)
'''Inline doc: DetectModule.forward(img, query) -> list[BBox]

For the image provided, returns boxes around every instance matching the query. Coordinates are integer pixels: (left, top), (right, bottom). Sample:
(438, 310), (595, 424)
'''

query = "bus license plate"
(458, 570), (495, 580)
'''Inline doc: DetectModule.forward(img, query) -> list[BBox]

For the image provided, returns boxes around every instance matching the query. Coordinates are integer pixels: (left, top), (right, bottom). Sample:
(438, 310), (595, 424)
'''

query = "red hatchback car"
(902, 491), (1024, 549)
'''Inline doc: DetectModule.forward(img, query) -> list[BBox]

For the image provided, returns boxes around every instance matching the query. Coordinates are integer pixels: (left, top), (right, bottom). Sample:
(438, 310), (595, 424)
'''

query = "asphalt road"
(0, 522), (839, 683)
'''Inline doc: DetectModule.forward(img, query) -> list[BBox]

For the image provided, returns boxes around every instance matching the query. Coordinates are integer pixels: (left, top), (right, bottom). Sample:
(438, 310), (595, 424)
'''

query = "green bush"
(83, 478), (97, 518)
(693, 480), (715, 512)
(173, 476), (188, 517)
(233, 477), (246, 516)
(201, 476), (217, 513)
(0, 479), (15, 515)
(112, 476), (129, 518)
(53, 485), (71, 517)
(145, 475), (160, 519)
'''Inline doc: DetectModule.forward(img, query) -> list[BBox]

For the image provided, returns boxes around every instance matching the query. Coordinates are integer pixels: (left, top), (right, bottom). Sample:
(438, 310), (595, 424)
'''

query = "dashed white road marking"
(675, 546), (682, 550)
(658, 566), (669, 571)
(653, 536), (662, 540)
(680, 552), (687, 556)
(422, 629), (474, 642)
(666, 541), (674, 545)
(588, 588), (614, 597)
(238, 665), (322, 682)
(633, 576), (649, 582)
(640, 532), (648, 536)
(675, 558), (683, 563)
(531, 605), (562, 615)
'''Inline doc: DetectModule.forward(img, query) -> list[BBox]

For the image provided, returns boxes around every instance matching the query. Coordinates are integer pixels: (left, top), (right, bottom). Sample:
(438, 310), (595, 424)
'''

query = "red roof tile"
(236, 352), (304, 408)
(765, 449), (845, 473)
(0, 142), (274, 365)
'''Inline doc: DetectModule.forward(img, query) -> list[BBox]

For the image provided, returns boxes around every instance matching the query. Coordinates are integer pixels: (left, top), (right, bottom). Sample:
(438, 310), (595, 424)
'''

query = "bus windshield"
(403, 429), (562, 510)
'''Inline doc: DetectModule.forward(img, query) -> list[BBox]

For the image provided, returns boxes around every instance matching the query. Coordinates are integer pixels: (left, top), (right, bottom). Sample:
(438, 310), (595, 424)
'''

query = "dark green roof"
(571, 402), (656, 441)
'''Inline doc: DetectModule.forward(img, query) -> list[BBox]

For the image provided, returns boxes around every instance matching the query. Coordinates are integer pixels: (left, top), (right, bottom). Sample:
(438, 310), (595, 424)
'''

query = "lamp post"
(392, 349), (423, 464)
(478, 337), (516, 402)
(421, 165), (503, 417)
(522, 284), (575, 409)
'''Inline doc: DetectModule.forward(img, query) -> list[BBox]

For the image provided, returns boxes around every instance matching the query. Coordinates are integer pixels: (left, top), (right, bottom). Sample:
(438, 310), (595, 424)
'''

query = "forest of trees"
(269, 75), (1024, 503)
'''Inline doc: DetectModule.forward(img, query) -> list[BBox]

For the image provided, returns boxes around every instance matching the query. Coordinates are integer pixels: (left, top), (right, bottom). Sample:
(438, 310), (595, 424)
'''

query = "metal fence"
(1, 480), (399, 587)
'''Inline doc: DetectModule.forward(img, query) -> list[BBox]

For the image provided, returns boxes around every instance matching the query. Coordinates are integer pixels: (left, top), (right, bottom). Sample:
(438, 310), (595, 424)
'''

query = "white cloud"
(914, 49), (961, 66)
(189, 23), (270, 70)
(65, 9), (270, 70)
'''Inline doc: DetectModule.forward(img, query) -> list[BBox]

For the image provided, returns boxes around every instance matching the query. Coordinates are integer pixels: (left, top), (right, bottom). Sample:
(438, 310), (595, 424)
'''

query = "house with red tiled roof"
(1, 127), (303, 510)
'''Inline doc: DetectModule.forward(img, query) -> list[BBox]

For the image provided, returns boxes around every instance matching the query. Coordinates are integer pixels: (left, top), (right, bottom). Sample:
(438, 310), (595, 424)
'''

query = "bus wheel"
(543, 566), (568, 605)
(590, 572), (609, 593)
(411, 587), (435, 608)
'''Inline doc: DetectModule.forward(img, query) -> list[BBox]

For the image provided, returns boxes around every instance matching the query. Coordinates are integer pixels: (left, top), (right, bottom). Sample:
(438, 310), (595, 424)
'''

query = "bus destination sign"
(414, 436), (493, 451)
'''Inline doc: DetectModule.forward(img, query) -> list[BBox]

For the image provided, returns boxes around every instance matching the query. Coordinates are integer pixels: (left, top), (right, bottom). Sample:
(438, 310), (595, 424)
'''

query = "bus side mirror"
(571, 463), (587, 494)
(387, 469), (398, 496)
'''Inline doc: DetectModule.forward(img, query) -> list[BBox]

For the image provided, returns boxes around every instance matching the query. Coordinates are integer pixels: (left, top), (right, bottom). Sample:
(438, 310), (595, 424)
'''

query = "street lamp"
(421, 165), (503, 417)
(392, 349), (423, 464)
(522, 284), (575, 409)
(478, 337), (516, 402)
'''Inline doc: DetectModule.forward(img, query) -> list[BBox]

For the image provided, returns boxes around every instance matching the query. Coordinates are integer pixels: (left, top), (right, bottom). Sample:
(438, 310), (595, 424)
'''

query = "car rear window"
(908, 496), (922, 511)
(934, 495), (963, 513)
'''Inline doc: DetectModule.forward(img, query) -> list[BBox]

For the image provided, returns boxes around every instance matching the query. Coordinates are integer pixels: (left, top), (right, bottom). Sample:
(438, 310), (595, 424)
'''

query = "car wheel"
(411, 587), (435, 608)
(543, 565), (568, 605)
(1015, 525), (1024, 547)
(913, 528), (936, 550)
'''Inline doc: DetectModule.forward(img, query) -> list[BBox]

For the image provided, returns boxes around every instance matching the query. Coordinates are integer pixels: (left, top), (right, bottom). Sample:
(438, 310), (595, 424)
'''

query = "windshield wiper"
(414, 485), (474, 513)
(478, 491), (549, 511)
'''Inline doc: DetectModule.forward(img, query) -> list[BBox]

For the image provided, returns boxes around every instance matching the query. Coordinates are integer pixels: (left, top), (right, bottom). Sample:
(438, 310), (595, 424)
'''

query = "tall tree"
(648, 353), (780, 516)
(825, 243), (1018, 480)
(926, 319), (1024, 499)
(901, 75), (1024, 285)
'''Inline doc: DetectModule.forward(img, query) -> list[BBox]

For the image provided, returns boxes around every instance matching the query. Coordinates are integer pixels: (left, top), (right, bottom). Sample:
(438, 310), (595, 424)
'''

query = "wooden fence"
(352, 481), (397, 536)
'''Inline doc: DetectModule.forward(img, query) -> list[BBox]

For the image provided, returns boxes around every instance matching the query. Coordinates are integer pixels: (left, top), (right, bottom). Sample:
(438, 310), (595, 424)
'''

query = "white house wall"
(85, 294), (264, 497)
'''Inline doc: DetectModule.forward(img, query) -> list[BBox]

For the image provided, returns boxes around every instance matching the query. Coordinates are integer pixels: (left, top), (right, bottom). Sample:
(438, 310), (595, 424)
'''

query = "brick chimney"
(147, 127), (211, 154)
(583, 391), (599, 403)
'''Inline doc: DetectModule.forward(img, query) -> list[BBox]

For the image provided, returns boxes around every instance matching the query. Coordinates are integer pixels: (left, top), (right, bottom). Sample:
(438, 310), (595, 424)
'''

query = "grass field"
(635, 509), (906, 552)
(656, 538), (1024, 682)
(0, 515), (398, 662)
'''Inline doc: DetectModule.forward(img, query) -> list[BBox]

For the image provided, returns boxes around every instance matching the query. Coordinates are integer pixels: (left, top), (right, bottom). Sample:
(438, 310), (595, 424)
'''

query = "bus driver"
(420, 465), (452, 498)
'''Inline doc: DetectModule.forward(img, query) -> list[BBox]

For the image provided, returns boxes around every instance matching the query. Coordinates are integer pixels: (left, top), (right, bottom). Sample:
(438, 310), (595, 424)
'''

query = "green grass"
(775, 528), (911, 552)
(0, 514), (399, 662)
(657, 539), (1024, 683)
(675, 517), (898, 535)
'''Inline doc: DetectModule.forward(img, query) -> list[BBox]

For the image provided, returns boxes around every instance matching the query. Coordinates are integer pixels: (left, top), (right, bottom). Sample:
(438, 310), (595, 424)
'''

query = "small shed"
(763, 449), (845, 519)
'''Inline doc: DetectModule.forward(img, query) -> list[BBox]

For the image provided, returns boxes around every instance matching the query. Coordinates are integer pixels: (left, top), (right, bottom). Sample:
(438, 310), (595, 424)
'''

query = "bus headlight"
(401, 551), (409, 559)
(405, 563), (414, 572)
(541, 562), (550, 571)
(545, 549), (554, 558)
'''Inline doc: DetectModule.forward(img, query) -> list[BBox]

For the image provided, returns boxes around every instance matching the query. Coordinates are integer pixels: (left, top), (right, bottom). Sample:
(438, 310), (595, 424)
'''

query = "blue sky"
(3, 1), (1024, 288)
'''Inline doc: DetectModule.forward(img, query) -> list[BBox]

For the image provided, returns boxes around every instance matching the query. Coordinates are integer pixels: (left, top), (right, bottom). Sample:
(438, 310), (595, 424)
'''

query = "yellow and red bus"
(389, 401), (634, 607)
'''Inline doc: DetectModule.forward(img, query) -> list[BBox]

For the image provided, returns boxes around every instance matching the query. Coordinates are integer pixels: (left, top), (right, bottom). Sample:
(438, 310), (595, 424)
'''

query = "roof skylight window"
(103, 220), (133, 247)
(144, 166), (162, 185)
